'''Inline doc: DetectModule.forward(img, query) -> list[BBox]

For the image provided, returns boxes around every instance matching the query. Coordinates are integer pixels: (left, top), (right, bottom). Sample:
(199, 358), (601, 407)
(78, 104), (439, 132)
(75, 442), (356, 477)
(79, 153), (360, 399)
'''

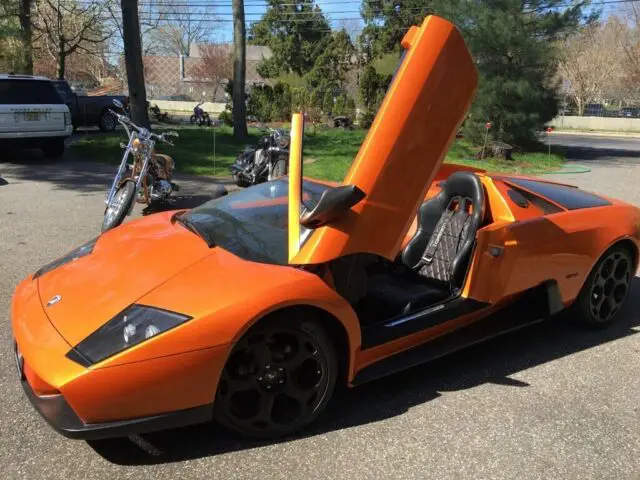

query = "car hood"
(37, 212), (213, 346)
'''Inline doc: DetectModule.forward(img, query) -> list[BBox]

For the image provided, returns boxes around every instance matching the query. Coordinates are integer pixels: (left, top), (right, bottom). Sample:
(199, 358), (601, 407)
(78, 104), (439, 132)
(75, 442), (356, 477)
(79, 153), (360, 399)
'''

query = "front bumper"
(11, 276), (227, 440)
(19, 375), (212, 440)
(0, 125), (73, 140)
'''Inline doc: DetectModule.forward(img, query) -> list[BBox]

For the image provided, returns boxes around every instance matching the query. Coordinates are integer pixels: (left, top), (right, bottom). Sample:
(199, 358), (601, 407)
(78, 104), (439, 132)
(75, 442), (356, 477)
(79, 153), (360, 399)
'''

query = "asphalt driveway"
(0, 135), (639, 479)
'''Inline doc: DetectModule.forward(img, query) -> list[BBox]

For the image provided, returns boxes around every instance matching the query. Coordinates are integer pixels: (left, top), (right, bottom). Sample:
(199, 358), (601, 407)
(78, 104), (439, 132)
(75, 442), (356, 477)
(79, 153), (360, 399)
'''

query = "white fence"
(149, 100), (226, 114)
(550, 115), (640, 132)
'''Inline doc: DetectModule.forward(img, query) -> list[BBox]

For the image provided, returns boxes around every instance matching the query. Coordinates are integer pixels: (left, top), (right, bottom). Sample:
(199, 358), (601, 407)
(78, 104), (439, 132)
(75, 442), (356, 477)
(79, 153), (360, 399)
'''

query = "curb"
(550, 130), (640, 139)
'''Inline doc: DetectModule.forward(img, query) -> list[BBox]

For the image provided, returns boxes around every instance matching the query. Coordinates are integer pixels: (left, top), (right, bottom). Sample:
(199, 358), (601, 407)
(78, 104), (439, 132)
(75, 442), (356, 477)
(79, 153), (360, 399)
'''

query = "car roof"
(0, 73), (52, 81)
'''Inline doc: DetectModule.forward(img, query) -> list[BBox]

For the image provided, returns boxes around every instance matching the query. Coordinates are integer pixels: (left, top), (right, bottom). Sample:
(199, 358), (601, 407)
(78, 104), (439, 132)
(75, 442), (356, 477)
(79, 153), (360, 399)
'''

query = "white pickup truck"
(0, 74), (73, 158)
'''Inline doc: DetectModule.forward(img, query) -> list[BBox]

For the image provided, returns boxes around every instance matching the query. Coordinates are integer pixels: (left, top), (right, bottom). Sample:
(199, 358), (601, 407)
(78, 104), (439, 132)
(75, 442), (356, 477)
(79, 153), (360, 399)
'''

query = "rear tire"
(271, 158), (287, 179)
(232, 172), (250, 188)
(102, 180), (136, 232)
(43, 139), (65, 158)
(214, 315), (338, 439)
(99, 111), (117, 132)
(573, 245), (633, 328)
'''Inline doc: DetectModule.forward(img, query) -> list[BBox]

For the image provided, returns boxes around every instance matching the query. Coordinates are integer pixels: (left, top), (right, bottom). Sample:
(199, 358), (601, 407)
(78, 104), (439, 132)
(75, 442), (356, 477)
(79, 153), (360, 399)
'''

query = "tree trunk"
(232, 0), (248, 139)
(121, 0), (150, 128)
(18, 0), (33, 74)
(57, 52), (65, 79)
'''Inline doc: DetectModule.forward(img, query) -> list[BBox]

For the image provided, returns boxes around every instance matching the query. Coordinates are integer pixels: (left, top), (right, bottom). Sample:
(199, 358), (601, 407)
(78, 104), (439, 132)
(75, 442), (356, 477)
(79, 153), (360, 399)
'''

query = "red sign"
(546, 127), (553, 133)
(485, 122), (492, 129)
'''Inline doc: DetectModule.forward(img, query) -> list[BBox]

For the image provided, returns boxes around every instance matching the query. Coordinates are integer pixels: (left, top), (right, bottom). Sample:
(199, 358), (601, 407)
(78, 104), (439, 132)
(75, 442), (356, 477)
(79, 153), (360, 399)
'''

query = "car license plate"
(24, 112), (41, 121)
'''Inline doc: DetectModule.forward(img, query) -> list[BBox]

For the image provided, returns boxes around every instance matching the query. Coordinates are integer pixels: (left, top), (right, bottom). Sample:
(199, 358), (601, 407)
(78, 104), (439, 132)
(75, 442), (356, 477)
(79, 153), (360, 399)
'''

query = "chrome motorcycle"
(229, 127), (290, 187)
(102, 100), (179, 232)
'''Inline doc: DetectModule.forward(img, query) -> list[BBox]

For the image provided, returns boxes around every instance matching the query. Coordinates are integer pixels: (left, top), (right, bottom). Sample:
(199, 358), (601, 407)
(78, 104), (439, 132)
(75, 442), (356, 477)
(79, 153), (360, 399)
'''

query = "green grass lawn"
(70, 125), (565, 181)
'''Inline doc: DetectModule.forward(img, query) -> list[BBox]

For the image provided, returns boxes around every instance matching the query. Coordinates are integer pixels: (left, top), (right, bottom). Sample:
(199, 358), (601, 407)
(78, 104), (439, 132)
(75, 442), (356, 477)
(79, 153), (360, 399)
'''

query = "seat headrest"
(441, 171), (484, 215)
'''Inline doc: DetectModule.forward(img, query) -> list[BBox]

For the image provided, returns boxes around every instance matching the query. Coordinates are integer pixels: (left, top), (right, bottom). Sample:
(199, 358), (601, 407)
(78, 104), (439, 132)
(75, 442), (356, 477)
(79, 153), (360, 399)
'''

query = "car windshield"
(182, 179), (330, 265)
(0, 79), (63, 105)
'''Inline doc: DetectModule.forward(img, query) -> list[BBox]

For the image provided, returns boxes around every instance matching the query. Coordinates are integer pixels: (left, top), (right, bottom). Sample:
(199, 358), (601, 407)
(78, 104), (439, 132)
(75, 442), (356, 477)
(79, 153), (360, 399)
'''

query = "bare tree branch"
(33, 0), (113, 79)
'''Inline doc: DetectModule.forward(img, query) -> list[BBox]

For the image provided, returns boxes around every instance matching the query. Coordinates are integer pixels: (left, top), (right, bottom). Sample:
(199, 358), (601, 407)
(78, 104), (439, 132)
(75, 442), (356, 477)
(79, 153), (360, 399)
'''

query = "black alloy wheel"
(215, 319), (337, 438)
(576, 245), (633, 327)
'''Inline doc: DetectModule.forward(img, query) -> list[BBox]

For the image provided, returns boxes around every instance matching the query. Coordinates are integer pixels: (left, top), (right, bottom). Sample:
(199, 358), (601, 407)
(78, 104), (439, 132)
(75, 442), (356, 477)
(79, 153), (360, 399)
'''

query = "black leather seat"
(357, 172), (484, 323)
(401, 171), (485, 290)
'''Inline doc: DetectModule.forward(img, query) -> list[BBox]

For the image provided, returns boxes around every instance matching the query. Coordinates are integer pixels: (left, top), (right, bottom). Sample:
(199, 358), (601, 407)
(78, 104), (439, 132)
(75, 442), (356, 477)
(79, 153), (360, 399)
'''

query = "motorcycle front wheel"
(102, 180), (136, 232)
(190, 115), (197, 124)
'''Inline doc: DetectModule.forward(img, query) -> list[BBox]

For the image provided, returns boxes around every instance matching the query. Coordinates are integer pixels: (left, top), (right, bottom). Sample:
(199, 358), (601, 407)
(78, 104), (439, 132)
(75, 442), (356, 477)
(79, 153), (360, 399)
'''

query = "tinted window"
(183, 179), (330, 265)
(503, 177), (610, 210)
(0, 79), (64, 105)
(52, 81), (74, 102)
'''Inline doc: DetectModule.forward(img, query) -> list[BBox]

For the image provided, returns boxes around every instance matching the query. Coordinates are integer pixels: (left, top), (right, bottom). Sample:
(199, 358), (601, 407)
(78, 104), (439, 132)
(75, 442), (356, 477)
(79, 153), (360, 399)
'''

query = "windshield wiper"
(172, 212), (215, 247)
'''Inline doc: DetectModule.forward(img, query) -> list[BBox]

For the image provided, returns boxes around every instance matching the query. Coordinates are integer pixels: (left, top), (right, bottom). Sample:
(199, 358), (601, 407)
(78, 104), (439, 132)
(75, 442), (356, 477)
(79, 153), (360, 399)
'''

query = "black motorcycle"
(148, 103), (170, 123)
(190, 102), (211, 126)
(230, 127), (290, 187)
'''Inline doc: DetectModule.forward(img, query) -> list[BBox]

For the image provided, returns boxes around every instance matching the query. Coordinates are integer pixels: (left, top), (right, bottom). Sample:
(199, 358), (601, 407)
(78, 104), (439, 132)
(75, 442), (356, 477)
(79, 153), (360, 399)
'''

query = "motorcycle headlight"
(33, 237), (98, 279)
(68, 305), (192, 366)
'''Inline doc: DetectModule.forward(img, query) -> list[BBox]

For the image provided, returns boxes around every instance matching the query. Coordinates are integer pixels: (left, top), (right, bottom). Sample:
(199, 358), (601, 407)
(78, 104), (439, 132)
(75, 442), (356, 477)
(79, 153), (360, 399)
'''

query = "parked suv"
(0, 74), (72, 158)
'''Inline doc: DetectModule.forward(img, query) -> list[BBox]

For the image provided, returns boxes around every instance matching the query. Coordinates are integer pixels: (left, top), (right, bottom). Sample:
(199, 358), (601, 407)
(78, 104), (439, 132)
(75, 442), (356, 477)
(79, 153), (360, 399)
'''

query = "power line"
(84, 0), (640, 5)
(137, 15), (364, 22)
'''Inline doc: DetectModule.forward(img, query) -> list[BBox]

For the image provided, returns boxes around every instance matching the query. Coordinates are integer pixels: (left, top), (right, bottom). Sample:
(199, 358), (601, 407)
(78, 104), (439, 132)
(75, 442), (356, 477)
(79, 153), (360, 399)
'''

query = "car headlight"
(33, 237), (98, 279)
(67, 305), (192, 366)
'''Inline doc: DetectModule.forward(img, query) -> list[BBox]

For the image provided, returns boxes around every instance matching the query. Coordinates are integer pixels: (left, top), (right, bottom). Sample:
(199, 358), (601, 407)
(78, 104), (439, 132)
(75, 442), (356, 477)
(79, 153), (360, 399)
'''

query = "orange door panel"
(291, 16), (478, 265)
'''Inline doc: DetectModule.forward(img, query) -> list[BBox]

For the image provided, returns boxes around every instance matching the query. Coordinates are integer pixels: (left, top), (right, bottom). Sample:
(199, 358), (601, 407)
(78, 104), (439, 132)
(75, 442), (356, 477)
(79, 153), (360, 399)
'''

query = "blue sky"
(210, 0), (622, 43)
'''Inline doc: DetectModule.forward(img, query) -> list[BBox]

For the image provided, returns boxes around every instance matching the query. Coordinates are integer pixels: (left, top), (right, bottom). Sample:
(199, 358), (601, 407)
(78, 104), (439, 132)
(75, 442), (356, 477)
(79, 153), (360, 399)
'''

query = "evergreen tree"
(249, 0), (331, 78)
(306, 29), (355, 90)
(360, 0), (434, 60)
(435, 0), (592, 147)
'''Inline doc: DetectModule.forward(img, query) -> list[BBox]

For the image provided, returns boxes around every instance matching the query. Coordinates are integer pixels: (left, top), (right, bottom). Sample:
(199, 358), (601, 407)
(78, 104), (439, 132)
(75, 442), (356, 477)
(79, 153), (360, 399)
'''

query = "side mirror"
(112, 99), (123, 109)
(300, 185), (366, 229)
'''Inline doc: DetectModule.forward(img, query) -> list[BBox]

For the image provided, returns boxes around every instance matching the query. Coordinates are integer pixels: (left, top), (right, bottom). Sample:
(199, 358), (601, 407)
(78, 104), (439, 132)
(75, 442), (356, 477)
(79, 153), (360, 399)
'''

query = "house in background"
(143, 44), (273, 103)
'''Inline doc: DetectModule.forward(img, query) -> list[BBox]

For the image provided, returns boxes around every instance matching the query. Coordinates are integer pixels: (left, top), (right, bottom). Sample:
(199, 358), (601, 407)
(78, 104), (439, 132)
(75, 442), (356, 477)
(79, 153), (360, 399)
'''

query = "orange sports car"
(11, 16), (640, 440)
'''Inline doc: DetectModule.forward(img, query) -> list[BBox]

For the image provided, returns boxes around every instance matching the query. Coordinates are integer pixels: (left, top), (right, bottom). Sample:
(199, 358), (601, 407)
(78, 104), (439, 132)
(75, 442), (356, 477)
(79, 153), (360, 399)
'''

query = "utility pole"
(232, 0), (248, 139)
(121, 0), (150, 128)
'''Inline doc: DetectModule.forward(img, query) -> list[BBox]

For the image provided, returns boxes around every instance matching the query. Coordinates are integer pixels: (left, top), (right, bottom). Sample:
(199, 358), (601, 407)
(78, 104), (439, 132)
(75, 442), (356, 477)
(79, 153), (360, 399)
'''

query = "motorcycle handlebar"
(110, 109), (179, 146)
(149, 130), (179, 146)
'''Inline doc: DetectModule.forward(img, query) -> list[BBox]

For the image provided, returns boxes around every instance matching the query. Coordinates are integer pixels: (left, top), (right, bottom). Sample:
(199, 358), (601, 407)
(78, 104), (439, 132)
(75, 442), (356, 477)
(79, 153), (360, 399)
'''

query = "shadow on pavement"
(141, 191), (226, 215)
(88, 278), (640, 466)
(552, 145), (640, 165)
(1, 148), (235, 196)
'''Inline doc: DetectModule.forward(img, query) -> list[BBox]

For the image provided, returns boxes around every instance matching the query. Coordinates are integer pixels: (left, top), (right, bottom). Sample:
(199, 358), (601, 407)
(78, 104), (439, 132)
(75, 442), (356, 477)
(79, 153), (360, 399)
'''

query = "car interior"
(329, 171), (487, 327)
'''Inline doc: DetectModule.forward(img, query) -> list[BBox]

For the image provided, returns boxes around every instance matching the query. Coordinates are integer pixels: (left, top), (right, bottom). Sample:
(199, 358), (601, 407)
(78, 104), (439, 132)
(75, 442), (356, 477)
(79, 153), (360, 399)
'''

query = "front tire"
(214, 316), (338, 438)
(573, 245), (633, 327)
(190, 114), (197, 124)
(102, 180), (136, 232)
(43, 139), (65, 158)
